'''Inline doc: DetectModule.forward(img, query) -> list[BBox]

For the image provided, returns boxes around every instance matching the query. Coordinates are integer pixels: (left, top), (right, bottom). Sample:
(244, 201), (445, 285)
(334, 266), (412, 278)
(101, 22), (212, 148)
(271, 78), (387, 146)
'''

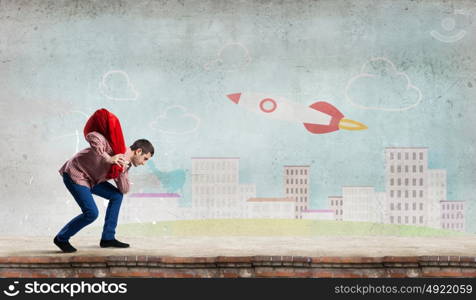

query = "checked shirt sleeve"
(114, 169), (130, 194)
(85, 131), (113, 163)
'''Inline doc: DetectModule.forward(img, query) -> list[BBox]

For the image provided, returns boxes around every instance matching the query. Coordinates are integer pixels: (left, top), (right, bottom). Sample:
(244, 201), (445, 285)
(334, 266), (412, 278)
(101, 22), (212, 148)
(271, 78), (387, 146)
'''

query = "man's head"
(129, 139), (154, 167)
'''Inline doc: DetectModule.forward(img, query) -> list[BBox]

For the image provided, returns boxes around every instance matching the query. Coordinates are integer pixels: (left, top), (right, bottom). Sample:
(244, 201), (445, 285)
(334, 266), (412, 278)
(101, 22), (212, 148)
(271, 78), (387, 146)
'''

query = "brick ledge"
(1, 255), (475, 278)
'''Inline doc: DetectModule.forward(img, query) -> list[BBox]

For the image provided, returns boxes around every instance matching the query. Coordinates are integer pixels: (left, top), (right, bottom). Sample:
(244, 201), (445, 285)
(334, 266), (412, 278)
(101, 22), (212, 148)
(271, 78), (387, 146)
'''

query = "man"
(54, 131), (154, 253)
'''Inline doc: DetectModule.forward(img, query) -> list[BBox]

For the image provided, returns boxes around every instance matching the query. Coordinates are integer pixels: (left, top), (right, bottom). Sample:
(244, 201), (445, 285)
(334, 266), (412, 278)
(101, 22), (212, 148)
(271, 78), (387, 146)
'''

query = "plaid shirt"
(58, 131), (130, 194)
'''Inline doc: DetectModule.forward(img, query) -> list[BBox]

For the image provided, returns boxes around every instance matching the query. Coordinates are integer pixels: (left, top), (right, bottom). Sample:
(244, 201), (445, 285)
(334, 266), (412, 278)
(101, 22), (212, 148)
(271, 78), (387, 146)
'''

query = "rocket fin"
(303, 101), (344, 134)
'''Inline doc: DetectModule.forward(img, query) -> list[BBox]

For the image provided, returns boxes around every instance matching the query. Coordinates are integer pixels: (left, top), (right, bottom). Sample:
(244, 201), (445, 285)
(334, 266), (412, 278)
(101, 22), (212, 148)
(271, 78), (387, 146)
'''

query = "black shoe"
(53, 236), (77, 253)
(100, 239), (130, 248)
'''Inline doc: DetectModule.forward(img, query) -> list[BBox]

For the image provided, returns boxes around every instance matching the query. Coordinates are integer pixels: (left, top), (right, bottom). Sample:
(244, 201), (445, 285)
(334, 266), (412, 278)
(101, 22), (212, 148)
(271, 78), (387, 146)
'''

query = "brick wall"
(0, 256), (475, 278)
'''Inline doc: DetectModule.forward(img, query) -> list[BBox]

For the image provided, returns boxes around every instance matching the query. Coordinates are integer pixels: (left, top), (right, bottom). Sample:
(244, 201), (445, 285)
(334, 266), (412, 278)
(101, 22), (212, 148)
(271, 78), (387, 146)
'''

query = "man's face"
(130, 149), (152, 167)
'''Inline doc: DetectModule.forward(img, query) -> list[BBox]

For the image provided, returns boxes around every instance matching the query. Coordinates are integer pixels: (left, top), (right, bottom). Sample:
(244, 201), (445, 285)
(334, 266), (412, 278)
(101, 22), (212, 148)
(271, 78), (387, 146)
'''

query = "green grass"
(106, 219), (472, 237)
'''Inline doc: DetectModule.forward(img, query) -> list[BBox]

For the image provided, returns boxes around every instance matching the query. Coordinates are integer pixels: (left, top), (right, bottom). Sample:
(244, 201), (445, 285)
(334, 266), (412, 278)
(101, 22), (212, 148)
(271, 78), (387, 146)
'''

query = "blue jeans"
(56, 173), (123, 241)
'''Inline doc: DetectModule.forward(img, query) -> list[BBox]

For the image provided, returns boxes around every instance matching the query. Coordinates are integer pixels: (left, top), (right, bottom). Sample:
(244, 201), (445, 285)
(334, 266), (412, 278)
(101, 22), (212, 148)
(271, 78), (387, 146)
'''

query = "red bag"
(83, 108), (126, 179)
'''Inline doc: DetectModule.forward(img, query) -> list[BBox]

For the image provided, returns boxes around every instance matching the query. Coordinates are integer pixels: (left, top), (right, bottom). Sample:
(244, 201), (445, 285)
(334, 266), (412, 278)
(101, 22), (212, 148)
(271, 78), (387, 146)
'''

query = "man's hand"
(109, 154), (127, 167)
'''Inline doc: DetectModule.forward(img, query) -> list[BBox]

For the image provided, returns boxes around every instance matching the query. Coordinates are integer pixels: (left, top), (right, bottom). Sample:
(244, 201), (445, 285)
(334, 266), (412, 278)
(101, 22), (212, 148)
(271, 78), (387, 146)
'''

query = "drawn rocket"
(226, 93), (367, 134)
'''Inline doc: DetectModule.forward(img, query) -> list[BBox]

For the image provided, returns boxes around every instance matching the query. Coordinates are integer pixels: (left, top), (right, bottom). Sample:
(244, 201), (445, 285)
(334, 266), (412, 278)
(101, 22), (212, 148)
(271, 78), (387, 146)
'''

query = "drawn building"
(301, 209), (334, 220)
(342, 186), (383, 223)
(375, 192), (387, 224)
(191, 157), (255, 219)
(284, 165), (310, 219)
(385, 148), (429, 226)
(328, 196), (343, 221)
(440, 200), (465, 232)
(246, 198), (295, 219)
(240, 184), (257, 207)
(426, 169), (446, 228)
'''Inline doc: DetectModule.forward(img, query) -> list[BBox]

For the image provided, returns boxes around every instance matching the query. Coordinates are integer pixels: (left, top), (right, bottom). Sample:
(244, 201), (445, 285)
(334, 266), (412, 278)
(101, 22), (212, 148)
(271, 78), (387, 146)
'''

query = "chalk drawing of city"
(113, 146), (466, 236)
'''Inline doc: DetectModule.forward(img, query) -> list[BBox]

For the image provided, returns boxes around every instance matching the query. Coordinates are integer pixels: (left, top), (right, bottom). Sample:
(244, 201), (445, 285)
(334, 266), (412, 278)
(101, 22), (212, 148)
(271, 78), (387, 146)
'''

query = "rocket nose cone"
(227, 93), (241, 104)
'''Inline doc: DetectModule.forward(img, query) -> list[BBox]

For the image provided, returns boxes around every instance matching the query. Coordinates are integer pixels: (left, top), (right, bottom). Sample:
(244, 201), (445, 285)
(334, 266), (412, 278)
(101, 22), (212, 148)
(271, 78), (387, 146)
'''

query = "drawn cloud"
(150, 105), (200, 134)
(345, 57), (422, 111)
(204, 43), (251, 72)
(100, 70), (139, 101)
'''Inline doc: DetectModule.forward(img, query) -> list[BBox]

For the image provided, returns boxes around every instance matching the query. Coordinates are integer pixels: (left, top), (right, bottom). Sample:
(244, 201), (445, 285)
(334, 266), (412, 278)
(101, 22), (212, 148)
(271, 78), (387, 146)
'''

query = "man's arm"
(114, 170), (130, 194)
(85, 132), (125, 166)
(85, 131), (113, 163)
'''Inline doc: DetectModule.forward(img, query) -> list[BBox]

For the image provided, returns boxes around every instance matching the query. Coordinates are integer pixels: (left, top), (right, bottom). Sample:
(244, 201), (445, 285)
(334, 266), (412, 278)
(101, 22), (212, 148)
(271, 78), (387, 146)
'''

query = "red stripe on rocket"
(227, 93), (367, 134)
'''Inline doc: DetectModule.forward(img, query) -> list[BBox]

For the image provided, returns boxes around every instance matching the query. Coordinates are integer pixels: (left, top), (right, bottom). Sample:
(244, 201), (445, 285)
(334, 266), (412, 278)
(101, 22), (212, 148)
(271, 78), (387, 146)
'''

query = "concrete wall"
(0, 0), (475, 235)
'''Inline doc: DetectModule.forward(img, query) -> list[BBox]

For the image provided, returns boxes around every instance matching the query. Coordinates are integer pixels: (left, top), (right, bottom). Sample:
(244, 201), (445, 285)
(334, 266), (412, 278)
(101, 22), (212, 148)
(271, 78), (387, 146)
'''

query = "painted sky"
(1, 0), (475, 234)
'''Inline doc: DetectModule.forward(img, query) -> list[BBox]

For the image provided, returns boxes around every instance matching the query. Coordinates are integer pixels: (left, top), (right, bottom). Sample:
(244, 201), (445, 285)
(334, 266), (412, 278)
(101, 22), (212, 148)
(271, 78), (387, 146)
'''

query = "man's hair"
(130, 139), (155, 156)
